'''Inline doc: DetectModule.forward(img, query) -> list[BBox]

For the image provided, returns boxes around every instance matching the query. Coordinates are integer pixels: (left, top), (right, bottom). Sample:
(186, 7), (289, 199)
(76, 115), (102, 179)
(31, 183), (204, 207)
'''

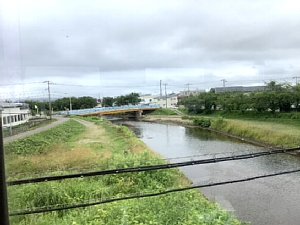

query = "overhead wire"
(9, 168), (300, 216)
(6, 149), (261, 177)
(7, 146), (300, 186)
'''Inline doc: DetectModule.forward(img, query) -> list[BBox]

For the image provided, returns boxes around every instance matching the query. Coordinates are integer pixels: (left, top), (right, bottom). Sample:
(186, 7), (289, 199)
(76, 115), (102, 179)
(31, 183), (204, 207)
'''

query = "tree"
(76, 96), (97, 109)
(102, 97), (114, 107)
(278, 91), (292, 112)
(292, 84), (300, 111)
(249, 92), (268, 112)
(114, 93), (141, 106)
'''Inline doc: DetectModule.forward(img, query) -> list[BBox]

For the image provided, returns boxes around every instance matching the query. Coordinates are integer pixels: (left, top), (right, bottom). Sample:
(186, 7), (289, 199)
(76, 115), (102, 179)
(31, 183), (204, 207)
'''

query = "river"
(116, 120), (300, 225)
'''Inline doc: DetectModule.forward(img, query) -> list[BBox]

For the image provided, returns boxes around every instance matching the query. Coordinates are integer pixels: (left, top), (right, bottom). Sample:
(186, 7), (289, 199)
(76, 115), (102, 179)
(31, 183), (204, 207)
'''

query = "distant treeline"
(26, 96), (98, 112)
(26, 93), (141, 113)
(102, 93), (141, 107)
(182, 81), (300, 114)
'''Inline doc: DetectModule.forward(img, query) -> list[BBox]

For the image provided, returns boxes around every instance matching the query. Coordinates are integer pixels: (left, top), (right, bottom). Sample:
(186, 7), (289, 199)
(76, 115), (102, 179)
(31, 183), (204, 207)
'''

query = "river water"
(116, 120), (300, 225)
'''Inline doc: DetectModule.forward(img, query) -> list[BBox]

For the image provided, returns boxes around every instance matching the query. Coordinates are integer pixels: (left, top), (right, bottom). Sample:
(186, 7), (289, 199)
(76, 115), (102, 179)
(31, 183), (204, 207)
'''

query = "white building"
(0, 102), (31, 128)
(154, 93), (178, 108)
(140, 94), (155, 104)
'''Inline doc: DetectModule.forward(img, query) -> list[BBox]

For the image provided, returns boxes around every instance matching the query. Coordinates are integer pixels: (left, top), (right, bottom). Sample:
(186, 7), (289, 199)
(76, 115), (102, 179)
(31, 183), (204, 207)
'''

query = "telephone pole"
(44, 81), (52, 120)
(221, 79), (227, 92)
(163, 83), (168, 108)
(186, 83), (191, 94)
(293, 76), (300, 85)
(160, 80), (162, 99)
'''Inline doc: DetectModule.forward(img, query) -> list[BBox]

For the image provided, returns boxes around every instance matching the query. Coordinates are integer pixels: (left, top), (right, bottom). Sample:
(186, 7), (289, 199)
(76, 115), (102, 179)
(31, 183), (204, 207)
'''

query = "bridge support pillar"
(135, 110), (142, 119)
(128, 110), (143, 119)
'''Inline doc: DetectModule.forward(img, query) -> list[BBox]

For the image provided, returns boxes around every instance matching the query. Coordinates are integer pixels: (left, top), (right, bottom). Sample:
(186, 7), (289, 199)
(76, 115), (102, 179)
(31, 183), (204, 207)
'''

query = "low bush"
(193, 117), (211, 127)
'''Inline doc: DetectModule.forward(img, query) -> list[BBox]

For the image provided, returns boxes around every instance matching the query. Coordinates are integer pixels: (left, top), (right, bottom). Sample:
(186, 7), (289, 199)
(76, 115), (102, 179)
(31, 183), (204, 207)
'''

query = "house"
(153, 93), (178, 108)
(0, 102), (31, 128)
(140, 94), (155, 104)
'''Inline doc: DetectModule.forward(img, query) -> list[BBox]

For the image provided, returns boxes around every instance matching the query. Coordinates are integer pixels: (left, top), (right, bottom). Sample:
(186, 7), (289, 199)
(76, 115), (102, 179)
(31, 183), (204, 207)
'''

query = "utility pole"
(186, 83), (191, 95)
(160, 80), (162, 99)
(69, 97), (72, 111)
(293, 76), (300, 85)
(44, 81), (52, 120)
(0, 107), (10, 225)
(163, 83), (167, 108)
(221, 79), (227, 92)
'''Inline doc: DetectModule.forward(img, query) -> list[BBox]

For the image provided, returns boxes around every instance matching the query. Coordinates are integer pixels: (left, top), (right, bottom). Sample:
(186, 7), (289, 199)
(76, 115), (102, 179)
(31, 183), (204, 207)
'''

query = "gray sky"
(1, 0), (300, 100)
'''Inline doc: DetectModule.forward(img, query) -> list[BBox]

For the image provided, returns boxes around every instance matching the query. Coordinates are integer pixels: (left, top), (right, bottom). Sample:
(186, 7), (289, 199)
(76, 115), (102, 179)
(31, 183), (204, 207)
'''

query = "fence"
(2, 119), (48, 138)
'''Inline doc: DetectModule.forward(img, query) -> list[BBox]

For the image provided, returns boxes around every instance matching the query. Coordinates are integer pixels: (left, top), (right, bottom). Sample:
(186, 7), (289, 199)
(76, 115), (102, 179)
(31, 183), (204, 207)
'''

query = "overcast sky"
(1, 0), (300, 100)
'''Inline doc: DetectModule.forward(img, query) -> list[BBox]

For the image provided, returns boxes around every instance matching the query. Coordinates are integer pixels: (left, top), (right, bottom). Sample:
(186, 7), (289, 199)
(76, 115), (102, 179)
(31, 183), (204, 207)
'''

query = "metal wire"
(7, 146), (300, 186)
(7, 150), (254, 177)
(9, 168), (300, 216)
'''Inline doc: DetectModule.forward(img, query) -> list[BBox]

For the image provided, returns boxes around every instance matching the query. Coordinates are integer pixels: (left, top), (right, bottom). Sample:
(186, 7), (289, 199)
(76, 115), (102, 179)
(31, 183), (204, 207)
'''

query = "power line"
(9, 168), (300, 216)
(6, 149), (258, 177)
(7, 146), (300, 186)
(0, 82), (43, 86)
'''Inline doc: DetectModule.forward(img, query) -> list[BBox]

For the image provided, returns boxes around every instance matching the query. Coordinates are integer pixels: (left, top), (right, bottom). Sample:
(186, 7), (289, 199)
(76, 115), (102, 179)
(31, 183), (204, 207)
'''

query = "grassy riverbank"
(144, 109), (300, 148)
(210, 117), (300, 148)
(6, 118), (245, 225)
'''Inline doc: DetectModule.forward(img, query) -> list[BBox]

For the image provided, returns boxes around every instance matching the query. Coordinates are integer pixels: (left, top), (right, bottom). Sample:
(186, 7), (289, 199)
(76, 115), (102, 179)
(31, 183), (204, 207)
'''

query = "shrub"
(193, 117), (211, 127)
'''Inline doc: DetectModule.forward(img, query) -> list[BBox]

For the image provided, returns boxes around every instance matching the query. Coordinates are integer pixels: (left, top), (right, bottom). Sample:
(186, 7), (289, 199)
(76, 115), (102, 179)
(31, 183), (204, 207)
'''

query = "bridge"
(60, 104), (160, 117)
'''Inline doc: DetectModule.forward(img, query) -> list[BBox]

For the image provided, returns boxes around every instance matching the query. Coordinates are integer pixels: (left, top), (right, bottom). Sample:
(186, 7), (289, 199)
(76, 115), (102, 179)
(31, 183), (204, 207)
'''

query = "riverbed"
(116, 120), (300, 225)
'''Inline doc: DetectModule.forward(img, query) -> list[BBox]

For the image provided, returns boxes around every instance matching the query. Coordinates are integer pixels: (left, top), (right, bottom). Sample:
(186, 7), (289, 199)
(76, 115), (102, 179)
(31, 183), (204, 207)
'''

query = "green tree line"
(181, 81), (300, 114)
(102, 92), (141, 107)
(25, 96), (98, 112)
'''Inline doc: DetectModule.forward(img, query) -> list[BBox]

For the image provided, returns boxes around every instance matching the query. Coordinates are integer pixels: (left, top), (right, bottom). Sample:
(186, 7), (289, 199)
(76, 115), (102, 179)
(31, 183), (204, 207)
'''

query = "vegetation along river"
(115, 120), (300, 225)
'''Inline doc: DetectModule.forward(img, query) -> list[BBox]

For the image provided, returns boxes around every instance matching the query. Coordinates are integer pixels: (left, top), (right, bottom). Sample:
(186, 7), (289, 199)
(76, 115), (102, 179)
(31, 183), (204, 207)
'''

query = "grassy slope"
(187, 110), (300, 148)
(210, 118), (300, 148)
(7, 117), (246, 225)
(147, 108), (177, 115)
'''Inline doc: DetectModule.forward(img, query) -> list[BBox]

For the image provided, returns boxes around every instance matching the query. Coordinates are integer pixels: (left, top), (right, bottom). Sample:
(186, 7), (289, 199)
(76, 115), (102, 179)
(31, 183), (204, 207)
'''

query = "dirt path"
(72, 118), (108, 143)
(3, 116), (69, 144)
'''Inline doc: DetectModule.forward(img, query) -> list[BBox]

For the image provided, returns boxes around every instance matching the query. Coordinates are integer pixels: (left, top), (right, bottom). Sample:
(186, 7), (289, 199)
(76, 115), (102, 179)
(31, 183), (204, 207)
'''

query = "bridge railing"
(60, 104), (160, 116)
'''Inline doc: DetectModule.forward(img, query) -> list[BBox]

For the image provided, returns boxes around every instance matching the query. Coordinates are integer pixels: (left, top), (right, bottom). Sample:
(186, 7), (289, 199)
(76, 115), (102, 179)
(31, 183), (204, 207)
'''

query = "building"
(154, 93), (178, 108)
(179, 89), (205, 97)
(140, 94), (156, 105)
(0, 102), (31, 128)
(214, 86), (267, 93)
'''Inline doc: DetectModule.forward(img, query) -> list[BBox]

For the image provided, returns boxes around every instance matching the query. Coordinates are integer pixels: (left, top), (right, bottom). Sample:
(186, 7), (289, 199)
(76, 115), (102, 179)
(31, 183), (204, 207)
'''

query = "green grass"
(7, 116), (247, 225)
(184, 110), (300, 147)
(148, 108), (177, 116)
(5, 119), (85, 156)
(210, 117), (300, 148)
(177, 107), (189, 114)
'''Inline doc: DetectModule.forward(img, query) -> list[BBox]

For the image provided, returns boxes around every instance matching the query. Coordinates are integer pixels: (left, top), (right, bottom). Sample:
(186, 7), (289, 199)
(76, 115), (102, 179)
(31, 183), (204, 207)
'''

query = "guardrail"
(60, 104), (160, 116)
